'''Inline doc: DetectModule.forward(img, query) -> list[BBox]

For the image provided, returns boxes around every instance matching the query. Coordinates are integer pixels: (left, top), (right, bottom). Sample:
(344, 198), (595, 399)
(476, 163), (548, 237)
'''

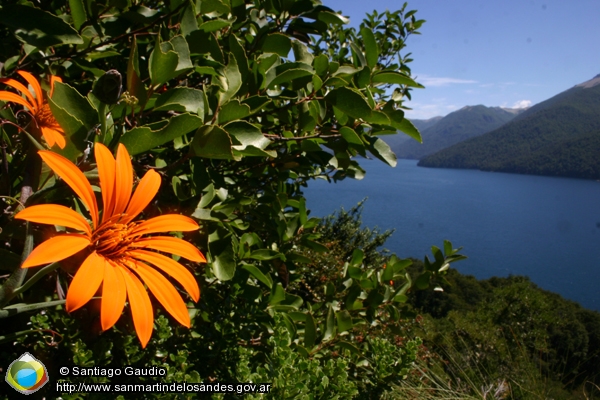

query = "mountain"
(382, 116), (443, 150)
(418, 74), (600, 180)
(392, 105), (522, 159)
(412, 116), (444, 132)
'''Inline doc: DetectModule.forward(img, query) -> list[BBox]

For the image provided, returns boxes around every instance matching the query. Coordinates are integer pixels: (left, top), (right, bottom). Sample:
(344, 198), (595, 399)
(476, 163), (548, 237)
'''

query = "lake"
(303, 159), (600, 311)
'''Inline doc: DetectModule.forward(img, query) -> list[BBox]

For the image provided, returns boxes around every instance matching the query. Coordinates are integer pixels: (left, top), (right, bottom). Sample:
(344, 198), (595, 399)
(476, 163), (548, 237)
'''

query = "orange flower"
(15, 143), (205, 347)
(0, 71), (66, 148)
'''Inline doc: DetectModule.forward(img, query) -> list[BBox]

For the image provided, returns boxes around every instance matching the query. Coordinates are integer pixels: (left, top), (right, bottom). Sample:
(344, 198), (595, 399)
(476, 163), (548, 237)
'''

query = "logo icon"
(5, 352), (49, 395)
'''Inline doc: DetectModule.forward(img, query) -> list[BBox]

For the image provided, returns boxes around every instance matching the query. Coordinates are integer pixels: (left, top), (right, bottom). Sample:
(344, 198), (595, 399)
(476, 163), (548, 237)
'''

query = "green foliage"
(0, 2), (442, 397)
(419, 82), (600, 179)
(411, 270), (600, 399)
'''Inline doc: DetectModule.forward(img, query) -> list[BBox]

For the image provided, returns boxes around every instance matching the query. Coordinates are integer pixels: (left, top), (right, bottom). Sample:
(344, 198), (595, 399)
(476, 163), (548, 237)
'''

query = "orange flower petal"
(94, 144), (117, 222)
(129, 259), (190, 327)
(121, 169), (161, 224)
(17, 71), (43, 109)
(100, 260), (127, 331)
(128, 249), (200, 301)
(41, 126), (66, 149)
(15, 204), (92, 236)
(121, 267), (154, 348)
(129, 236), (206, 262)
(113, 144), (133, 216)
(39, 150), (99, 228)
(50, 75), (62, 97)
(0, 90), (35, 111)
(21, 234), (90, 268)
(132, 214), (199, 236)
(0, 78), (37, 109)
(65, 251), (105, 313)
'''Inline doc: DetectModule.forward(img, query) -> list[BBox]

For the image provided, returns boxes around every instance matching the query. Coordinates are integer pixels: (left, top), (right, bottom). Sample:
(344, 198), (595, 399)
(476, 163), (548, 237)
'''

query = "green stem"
(0, 143), (40, 308)
(0, 222), (33, 308)
(10, 262), (60, 299)
(0, 299), (66, 319)
(98, 102), (108, 137)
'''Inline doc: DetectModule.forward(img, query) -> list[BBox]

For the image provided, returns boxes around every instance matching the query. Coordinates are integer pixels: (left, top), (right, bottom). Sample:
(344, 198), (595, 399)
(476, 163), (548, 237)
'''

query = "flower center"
(92, 218), (140, 259)
(35, 102), (60, 127)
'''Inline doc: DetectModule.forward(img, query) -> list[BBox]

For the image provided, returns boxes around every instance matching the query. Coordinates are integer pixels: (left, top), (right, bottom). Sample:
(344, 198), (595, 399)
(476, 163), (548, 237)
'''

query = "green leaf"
(336, 310), (353, 333)
(396, 118), (422, 143)
(209, 236), (236, 281)
(269, 283), (286, 305)
(217, 100), (251, 124)
(69, 0), (87, 30)
(268, 69), (313, 89)
(281, 313), (297, 338)
(337, 341), (361, 355)
(372, 71), (424, 88)
(415, 271), (431, 290)
(120, 113), (203, 155)
(360, 27), (378, 68)
(325, 87), (372, 120)
(365, 136), (397, 167)
(149, 38), (179, 87)
(315, 10), (349, 25)
(345, 286), (362, 310)
(304, 312), (317, 349)
(127, 36), (147, 108)
(228, 34), (249, 83)
(313, 54), (329, 76)
(381, 263), (394, 282)
(0, 4), (83, 48)
(242, 264), (273, 289)
(181, 4), (199, 36)
(247, 249), (283, 261)
(323, 306), (336, 341)
(393, 294), (408, 303)
(349, 42), (367, 68)
(190, 125), (237, 160)
(47, 82), (98, 160)
(339, 126), (363, 147)
(444, 240), (455, 256)
(302, 239), (328, 253)
(223, 121), (274, 157)
(241, 96), (272, 113)
(218, 54), (242, 104)
(199, 19), (231, 32)
(262, 33), (292, 57)
(392, 259), (412, 273)
(292, 40), (314, 64)
(51, 82), (98, 128)
(350, 249), (364, 267)
(154, 88), (205, 116)
(201, 0), (230, 14)
(170, 35), (194, 73)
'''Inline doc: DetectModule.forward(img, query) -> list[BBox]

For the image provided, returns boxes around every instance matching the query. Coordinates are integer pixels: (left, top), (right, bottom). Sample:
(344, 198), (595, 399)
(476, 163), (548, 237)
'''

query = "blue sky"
(323, 0), (600, 119)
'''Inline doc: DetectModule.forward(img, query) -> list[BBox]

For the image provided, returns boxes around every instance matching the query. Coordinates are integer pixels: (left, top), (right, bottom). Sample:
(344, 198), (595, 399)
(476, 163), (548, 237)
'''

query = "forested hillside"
(405, 267), (600, 399)
(393, 105), (520, 159)
(419, 75), (600, 180)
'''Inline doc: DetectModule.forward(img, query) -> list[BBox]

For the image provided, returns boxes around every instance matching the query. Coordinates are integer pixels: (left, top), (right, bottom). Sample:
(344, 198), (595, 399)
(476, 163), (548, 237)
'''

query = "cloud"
(417, 75), (478, 87)
(512, 99), (532, 109)
(404, 103), (460, 120)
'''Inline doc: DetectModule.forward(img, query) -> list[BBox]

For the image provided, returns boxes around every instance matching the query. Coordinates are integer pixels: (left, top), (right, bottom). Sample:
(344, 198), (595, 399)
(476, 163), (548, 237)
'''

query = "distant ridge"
(576, 73), (600, 89)
(391, 105), (522, 160)
(419, 74), (600, 180)
(383, 116), (443, 150)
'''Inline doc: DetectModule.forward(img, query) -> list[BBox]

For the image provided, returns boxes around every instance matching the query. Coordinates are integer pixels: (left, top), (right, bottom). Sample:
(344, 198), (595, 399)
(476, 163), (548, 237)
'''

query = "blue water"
(303, 159), (600, 311)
